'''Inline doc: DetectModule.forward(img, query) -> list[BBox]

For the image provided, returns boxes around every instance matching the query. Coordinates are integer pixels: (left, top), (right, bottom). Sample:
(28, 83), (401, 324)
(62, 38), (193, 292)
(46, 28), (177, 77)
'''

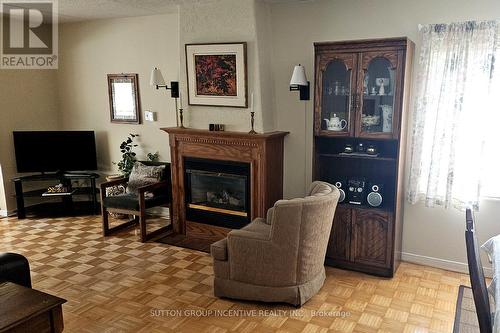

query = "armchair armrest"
(265, 207), (274, 225)
(228, 232), (293, 286)
(229, 228), (270, 241)
(137, 180), (169, 195)
(135, 181), (170, 211)
(100, 177), (128, 191)
(227, 204), (305, 286)
(227, 218), (300, 286)
(100, 178), (128, 200)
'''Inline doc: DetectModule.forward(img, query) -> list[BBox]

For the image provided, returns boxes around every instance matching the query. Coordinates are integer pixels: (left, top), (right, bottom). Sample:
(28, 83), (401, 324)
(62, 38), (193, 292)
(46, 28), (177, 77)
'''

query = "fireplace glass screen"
(184, 157), (251, 228)
(187, 170), (247, 216)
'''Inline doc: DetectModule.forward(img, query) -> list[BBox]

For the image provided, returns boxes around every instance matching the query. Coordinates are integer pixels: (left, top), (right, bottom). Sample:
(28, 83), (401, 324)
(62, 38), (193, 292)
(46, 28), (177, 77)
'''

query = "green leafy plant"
(114, 135), (161, 177)
(116, 134), (139, 177)
(147, 152), (159, 162)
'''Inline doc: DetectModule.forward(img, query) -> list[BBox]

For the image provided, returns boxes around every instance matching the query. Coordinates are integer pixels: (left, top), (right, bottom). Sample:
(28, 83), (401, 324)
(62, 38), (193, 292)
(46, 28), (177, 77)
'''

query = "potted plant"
(116, 133), (139, 177)
(113, 134), (160, 178)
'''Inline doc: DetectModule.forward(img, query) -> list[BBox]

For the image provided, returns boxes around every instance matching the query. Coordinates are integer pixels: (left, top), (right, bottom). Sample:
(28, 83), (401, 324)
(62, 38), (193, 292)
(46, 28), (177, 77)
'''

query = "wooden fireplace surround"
(162, 127), (289, 237)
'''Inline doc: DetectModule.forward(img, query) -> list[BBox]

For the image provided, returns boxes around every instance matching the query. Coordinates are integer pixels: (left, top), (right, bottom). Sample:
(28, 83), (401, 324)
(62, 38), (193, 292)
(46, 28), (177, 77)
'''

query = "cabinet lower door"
(326, 206), (351, 261)
(351, 209), (393, 268)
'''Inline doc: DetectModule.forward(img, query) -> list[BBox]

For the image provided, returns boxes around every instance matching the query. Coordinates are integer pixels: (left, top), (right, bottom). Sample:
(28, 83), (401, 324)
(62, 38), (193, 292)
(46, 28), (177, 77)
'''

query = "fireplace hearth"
(185, 158), (250, 228)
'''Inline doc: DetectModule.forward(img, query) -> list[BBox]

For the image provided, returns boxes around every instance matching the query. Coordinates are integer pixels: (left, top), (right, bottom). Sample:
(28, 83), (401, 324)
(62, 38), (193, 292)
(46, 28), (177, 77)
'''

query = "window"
(407, 21), (500, 209)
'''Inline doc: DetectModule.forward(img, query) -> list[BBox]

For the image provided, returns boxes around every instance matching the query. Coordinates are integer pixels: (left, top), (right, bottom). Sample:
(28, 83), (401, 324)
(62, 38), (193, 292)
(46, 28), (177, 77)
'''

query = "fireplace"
(162, 127), (288, 241)
(184, 157), (250, 229)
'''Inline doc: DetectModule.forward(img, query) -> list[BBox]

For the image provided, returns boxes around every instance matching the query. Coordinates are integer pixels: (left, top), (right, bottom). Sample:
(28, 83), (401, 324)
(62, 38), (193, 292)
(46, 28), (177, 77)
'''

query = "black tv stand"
(12, 172), (100, 219)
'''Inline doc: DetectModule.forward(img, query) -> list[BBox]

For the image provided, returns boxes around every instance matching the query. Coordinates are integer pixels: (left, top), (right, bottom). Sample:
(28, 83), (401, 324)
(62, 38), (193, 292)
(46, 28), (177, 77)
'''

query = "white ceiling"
(57, 0), (183, 22)
(20, 0), (309, 23)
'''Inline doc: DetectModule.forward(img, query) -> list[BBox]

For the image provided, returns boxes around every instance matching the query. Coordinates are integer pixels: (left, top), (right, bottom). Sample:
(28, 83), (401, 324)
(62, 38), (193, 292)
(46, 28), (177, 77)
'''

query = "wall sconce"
(150, 67), (179, 97)
(289, 64), (310, 100)
(150, 67), (183, 127)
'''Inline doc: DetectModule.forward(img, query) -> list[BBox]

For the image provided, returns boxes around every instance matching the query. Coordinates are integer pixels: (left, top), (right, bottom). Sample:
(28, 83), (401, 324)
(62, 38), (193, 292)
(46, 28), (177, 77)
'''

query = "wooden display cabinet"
(314, 37), (414, 277)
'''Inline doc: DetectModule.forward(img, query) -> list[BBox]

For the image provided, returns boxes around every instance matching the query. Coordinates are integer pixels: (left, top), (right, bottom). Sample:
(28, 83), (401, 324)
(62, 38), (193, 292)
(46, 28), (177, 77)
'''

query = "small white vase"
(381, 105), (393, 132)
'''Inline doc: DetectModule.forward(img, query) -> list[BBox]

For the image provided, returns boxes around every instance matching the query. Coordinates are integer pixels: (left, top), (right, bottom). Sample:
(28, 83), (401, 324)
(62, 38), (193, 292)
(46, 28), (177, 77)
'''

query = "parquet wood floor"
(0, 215), (470, 333)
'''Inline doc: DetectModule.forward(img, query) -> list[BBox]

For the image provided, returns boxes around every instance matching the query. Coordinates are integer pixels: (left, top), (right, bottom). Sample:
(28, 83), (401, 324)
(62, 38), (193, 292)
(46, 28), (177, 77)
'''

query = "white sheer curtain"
(407, 21), (499, 210)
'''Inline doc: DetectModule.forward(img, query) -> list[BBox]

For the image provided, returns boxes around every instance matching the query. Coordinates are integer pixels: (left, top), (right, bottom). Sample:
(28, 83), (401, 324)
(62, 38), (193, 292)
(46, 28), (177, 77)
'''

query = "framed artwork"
(107, 73), (141, 124)
(185, 42), (247, 108)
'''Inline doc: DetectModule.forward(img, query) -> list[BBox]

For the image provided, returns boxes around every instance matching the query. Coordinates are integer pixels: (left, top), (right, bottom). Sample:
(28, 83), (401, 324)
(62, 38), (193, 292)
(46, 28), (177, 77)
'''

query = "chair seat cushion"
(211, 238), (228, 261)
(103, 193), (169, 211)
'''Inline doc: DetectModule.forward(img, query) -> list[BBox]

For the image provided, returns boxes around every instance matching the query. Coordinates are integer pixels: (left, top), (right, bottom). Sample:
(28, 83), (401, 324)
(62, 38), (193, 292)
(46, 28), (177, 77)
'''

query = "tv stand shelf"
(12, 172), (100, 219)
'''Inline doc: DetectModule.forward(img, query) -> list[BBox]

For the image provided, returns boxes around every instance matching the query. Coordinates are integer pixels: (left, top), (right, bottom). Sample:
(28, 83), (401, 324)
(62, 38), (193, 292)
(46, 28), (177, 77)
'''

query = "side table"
(0, 282), (67, 332)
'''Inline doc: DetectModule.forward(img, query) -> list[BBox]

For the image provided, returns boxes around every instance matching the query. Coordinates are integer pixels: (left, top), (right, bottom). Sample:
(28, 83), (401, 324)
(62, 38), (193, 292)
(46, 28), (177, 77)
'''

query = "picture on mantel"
(186, 42), (247, 108)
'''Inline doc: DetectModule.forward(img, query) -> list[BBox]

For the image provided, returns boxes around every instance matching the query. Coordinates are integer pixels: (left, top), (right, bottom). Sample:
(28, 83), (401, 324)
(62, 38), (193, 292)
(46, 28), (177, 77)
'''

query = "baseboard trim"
(402, 252), (492, 278)
(0, 209), (14, 217)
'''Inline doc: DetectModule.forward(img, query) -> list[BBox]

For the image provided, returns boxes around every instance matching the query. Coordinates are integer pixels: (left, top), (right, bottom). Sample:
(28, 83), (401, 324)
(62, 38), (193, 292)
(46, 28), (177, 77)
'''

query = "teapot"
(324, 114), (347, 131)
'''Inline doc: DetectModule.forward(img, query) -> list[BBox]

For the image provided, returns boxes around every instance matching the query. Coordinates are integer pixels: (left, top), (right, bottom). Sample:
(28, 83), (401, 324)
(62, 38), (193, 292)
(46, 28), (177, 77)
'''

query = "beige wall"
(2, 0), (499, 273)
(269, 0), (500, 272)
(0, 165), (5, 213)
(0, 70), (59, 212)
(179, 0), (275, 132)
(57, 14), (180, 173)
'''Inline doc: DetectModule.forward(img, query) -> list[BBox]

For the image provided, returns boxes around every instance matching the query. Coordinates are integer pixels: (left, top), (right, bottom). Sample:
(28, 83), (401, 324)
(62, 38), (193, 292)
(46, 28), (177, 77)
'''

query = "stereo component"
(347, 179), (366, 205)
(334, 181), (346, 203)
(367, 183), (383, 207)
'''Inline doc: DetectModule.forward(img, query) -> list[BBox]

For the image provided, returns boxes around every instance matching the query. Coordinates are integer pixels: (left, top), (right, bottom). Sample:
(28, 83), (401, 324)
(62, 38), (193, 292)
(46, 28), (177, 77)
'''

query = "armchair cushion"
(103, 193), (169, 211)
(211, 238), (228, 261)
(126, 162), (166, 194)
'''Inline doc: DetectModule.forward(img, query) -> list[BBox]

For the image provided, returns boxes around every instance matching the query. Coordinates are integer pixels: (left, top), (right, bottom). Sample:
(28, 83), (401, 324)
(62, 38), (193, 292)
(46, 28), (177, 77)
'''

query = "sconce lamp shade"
(150, 67), (165, 86)
(150, 66), (179, 98)
(289, 64), (310, 100)
(290, 64), (308, 86)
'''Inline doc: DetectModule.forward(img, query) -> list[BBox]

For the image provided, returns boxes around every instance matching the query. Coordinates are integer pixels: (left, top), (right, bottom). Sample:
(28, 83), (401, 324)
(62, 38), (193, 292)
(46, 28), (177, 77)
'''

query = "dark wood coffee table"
(0, 282), (66, 333)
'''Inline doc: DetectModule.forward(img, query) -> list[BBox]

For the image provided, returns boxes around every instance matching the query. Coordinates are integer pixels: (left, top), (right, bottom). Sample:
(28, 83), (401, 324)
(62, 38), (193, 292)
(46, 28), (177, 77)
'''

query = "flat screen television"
(13, 131), (98, 173)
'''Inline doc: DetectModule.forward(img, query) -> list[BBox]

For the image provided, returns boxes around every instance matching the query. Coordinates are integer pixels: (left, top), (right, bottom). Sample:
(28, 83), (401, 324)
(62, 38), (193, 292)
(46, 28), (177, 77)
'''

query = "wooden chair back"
(465, 208), (492, 333)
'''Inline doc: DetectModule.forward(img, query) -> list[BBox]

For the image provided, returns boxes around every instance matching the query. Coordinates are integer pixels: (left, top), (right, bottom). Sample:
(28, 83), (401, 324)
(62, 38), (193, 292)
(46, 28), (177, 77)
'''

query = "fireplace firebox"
(184, 157), (250, 229)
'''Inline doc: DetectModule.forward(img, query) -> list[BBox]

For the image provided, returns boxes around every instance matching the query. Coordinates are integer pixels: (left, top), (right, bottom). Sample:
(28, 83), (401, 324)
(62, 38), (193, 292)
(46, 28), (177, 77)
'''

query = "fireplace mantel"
(162, 127), (288, 238)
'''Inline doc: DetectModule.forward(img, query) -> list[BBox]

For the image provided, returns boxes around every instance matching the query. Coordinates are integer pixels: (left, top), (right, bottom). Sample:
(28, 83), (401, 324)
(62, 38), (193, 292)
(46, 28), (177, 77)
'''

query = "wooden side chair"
(465, 208), (493, 333)
(101, 161), (172, 242)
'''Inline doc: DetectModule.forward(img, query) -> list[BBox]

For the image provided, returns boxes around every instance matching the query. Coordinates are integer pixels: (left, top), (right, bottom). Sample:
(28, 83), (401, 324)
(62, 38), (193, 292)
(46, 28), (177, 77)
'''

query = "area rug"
(155, 233), (212, 253)
(453, 285), (480, 333)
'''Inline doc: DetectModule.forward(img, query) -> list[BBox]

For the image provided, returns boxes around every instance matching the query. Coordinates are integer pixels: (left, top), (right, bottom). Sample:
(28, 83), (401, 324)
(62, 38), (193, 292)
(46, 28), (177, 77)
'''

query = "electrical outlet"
(145, 110), (156, 122)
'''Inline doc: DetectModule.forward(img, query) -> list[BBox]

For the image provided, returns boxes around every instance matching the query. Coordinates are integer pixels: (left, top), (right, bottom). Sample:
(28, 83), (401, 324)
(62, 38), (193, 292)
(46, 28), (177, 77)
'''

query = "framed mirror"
(107, 73), (141, 124)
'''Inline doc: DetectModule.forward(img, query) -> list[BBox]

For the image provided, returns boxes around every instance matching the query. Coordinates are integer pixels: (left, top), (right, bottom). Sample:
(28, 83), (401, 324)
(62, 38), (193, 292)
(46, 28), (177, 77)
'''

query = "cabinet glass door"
(316, 55), (356, 136)
(357, 52), (400, 138)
